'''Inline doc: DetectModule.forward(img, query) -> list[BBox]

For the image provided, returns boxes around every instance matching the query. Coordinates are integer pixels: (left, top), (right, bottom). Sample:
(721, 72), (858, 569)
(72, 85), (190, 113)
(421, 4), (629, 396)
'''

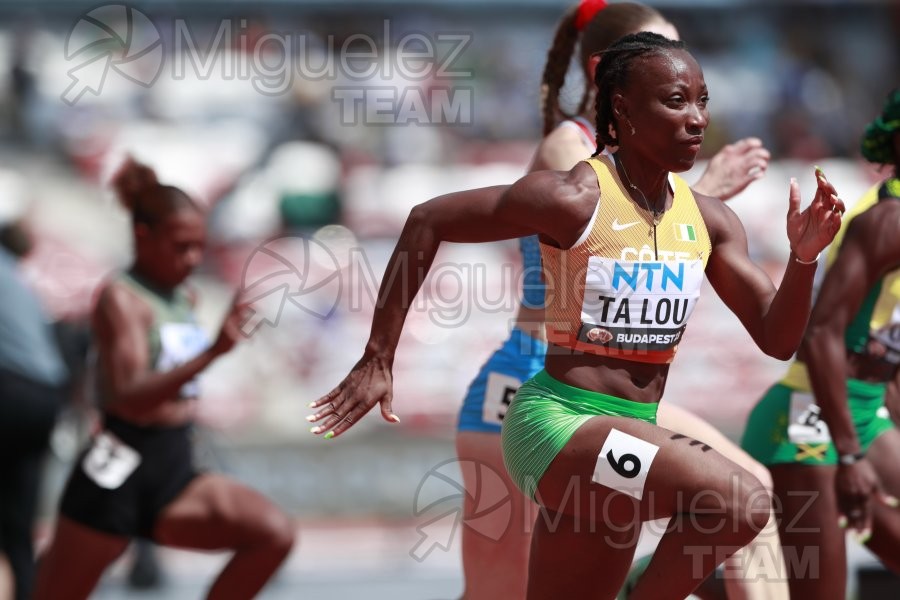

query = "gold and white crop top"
(541, 155), (712, 364)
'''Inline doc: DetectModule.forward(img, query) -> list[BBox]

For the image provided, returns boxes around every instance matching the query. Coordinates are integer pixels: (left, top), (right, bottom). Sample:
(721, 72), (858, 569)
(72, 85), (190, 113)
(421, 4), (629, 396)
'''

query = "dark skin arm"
(309, 165), (598, 437)
(95, 283), (246, 421)
(309, 165), (842, 438)
(802, 202), (900, 534)
(700, 174), (842, 359)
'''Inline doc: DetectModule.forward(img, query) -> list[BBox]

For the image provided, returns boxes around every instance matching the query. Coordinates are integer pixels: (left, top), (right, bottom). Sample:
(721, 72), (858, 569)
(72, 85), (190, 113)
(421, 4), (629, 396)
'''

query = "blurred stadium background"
(1, 0), (898, 597)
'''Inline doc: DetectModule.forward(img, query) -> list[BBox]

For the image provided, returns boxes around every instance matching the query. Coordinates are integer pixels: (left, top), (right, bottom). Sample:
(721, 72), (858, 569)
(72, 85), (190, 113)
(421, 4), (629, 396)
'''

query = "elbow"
(408, 203), (431, 231)
(759, 330), (802, 361)
(764, 344), (795, 362)
(772, 349), (796, 361)
(406, 202), (443, 243)
(799, 322), (828, 360)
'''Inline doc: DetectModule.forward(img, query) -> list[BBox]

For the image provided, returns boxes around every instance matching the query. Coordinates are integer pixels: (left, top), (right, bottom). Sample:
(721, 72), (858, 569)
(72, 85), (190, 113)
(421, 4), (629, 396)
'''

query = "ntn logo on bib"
(577, 257), (703, 354)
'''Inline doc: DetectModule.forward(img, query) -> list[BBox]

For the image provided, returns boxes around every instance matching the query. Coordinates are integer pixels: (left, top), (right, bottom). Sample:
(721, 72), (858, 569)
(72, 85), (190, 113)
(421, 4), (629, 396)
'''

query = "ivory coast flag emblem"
(674, 223), (697, 242)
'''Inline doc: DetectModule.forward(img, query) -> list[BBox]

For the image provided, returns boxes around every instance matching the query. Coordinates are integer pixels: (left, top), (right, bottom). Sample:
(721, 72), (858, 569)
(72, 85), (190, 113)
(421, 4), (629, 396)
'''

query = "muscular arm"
(366, 165), (596, 363)
(803, 207), (900, 455)
(311, 165), (598, 436)
(94, 284), (221, 420)
(701, 168), (843, 359)
(702, 193), (819, 360)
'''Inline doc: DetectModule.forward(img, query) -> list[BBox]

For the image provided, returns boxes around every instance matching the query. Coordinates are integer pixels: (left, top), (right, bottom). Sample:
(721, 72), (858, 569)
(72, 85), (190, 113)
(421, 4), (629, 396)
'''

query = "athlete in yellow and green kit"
(742, 88), (900, 600)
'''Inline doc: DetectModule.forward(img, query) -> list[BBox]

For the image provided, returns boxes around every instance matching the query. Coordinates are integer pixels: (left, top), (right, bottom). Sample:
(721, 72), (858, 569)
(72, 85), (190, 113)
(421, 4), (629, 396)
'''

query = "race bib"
(787, 392), (831, 445)
(578, 257), (703, 352)
(481, 372), (521, 426)
(156, 323), (210, 397)
(592, 428), (660, 500)
(82, 431), (142, 489)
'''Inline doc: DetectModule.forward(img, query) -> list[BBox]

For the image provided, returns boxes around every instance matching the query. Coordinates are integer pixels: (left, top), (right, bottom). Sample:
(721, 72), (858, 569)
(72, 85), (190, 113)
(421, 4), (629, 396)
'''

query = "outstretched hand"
(307, 354), (400, 439)
(786, 168), (845, 262)
(694, 137), (771, 200)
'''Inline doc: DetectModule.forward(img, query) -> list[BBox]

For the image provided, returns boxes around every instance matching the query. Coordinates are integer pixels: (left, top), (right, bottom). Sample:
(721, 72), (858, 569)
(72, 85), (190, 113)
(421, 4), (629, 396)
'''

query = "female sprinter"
(33, 159), (296, 600)
(456, 2), (782, 599)
(742, 88), (900, 600)
(311, 33), (843, 599)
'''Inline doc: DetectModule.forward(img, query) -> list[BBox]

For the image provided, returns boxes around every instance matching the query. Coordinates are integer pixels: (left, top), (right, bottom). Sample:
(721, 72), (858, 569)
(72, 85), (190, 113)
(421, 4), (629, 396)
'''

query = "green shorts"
(741, 379), (893, 466)
(501, 369), (658, 500)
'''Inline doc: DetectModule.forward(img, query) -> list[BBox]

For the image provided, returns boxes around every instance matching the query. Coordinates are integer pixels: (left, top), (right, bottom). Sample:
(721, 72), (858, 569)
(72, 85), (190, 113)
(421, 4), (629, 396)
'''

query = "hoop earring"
(626, 119), (636, 136)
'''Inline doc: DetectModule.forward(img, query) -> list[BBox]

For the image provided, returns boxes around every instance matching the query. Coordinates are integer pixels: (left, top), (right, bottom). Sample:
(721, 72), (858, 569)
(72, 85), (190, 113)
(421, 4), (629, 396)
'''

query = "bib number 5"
(482, 372), (522, 426)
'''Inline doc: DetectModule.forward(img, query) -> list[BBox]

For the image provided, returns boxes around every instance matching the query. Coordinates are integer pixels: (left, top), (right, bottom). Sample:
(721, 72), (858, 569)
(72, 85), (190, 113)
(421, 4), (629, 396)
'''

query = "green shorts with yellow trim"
(741, 379), (893, 466)
(501, 369), (659, 501)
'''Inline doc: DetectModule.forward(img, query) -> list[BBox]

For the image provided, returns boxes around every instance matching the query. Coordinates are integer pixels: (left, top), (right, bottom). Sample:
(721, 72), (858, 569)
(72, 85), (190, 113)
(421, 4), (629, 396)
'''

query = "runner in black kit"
(34, 159), (295, 600)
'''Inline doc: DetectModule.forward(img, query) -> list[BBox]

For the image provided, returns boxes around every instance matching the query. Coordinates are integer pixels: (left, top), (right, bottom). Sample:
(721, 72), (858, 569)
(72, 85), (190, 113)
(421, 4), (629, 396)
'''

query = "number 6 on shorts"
(592, 428), (660, 500)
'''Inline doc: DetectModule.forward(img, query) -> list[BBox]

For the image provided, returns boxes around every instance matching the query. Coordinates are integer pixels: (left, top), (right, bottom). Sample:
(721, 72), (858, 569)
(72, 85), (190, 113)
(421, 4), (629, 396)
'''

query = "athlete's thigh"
(537, 416), (765, 526)
(867, 427), (900, 497)
(456, 431), (537, 599)
(33, 516), (129, 600)
(769, 464), (845, 599)
(863, 428), (900, 570)
(527, 508), (640, 600)
(657, 403), (773, 488)
(153, 474), (293, 551)
(456, 430), (538, 540)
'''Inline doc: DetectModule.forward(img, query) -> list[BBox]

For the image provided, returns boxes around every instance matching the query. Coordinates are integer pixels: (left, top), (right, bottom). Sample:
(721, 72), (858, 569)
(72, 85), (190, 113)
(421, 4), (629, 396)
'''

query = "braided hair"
(540, 2), (669, 136)
(591, 32), (686, 154)
(111, 158), (198, 228)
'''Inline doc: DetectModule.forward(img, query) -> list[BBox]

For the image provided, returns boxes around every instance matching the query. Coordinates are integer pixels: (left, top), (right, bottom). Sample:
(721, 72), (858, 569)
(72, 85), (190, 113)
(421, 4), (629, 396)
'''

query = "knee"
(728, 472), (772, 543)
(747, 460), (774, 494)
(252, 509), (296, 555)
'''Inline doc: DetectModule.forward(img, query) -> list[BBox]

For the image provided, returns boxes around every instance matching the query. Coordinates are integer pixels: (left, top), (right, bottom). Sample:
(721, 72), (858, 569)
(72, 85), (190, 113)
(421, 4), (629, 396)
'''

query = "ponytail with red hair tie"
(575, 0), (608, 31)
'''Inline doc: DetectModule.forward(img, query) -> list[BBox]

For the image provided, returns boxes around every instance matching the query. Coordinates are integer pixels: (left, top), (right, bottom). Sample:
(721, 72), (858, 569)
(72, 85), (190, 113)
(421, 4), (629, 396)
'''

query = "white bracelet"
(793, 251), (820, 265)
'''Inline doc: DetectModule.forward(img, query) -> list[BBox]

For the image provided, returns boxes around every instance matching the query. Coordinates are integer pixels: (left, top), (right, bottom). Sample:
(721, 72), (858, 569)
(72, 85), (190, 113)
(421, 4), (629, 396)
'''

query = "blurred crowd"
(0, 0), (896, 512)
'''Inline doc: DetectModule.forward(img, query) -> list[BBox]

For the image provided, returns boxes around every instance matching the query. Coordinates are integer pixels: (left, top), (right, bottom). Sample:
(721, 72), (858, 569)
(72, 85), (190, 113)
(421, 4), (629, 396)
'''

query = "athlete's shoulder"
(688, 189), (731, 241)
(531, 124), (595, 172)
(93, 277), (152, 324)
(519, 160), (597, 196)
(512, 162), (599, 249)
(545, 121), (594, 149)
(846, 197), (900, 242)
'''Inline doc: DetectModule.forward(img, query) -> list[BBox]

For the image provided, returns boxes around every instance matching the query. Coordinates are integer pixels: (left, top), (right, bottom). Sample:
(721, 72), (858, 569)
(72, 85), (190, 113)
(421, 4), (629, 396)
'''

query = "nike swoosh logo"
(612, 219), (639, 231)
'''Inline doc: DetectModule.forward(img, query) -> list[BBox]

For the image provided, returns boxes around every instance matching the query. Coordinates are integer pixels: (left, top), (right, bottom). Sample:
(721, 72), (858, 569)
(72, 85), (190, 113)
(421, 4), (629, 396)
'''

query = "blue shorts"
(457, 328), (547, 433)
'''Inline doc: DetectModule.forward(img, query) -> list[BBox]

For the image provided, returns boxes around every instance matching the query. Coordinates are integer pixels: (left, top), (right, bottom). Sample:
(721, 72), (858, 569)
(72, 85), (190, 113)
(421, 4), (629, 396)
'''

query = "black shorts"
(59, 414), (198, 539)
